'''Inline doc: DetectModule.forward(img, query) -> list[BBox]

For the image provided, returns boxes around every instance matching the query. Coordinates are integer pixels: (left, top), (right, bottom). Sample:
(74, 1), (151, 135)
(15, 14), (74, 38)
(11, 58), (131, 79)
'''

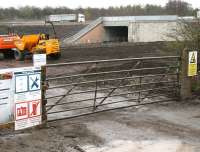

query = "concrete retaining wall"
(128, 21), (177, 42)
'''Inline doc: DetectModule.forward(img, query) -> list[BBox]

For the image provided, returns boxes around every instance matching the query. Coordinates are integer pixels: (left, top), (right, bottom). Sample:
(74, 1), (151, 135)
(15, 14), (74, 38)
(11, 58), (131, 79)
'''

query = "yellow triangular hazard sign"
(190, 52), (196, 63)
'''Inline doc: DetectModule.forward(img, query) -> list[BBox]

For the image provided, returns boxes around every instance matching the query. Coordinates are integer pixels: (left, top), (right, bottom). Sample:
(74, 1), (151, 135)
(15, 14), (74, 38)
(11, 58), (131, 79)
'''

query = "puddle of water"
(83, 139), (194, 152)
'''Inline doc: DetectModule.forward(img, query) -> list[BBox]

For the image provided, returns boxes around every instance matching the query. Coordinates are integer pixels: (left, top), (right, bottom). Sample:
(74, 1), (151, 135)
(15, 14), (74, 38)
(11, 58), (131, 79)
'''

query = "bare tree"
(165, 0), (193, 16)
(167, 18), (200, 52)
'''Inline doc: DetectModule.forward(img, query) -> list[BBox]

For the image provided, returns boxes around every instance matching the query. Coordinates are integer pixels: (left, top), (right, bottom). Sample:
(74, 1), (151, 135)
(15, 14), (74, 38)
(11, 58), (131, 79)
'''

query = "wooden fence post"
(180, 48), (192, 100)
(41, 66), (47, 126)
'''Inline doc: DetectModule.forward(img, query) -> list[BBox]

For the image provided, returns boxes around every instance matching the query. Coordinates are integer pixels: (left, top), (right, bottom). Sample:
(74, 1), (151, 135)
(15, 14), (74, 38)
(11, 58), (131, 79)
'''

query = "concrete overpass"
(63, 15), (178, 45)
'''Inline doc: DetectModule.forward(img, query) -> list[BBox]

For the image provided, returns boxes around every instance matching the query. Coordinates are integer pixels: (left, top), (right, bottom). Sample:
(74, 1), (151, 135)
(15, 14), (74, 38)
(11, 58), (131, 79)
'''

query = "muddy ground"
(1, 100), (200, 152)
(0, 42), (177, 69)
(1, 43), (199, 152)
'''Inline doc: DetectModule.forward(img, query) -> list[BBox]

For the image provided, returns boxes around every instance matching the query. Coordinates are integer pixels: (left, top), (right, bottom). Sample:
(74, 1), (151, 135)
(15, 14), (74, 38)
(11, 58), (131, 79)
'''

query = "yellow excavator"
(14, 21), (60, 61)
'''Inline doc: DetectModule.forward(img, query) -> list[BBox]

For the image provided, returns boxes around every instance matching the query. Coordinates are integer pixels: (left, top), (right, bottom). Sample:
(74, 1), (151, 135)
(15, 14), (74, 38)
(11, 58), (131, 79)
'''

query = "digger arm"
(45, 21), (57, 38)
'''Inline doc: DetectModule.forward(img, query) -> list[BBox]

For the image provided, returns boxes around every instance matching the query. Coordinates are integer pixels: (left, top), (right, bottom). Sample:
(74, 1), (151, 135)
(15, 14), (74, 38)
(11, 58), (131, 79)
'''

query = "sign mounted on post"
(33, 54), (47, 67)
(14, 67), (42, 130)
(188, 51), (198, 76)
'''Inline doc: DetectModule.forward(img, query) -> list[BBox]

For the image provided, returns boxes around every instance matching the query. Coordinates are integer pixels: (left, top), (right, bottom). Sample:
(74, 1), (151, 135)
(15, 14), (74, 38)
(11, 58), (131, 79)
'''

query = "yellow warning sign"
(190, 52), (196, 63)
(188, 51), (197, 76)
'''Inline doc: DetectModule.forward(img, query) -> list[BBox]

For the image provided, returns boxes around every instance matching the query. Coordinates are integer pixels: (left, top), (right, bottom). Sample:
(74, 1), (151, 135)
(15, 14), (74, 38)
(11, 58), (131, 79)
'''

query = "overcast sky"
(0, 0), (200, 9)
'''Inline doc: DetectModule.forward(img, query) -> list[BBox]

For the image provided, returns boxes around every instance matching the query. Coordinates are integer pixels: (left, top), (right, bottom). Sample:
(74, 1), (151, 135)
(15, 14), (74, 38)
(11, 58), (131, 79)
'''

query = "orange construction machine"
(0, 34), (19, 58)
(0, 21), (60, 61)
(13, 21), (60, 61)
(14, 33), (60, 61)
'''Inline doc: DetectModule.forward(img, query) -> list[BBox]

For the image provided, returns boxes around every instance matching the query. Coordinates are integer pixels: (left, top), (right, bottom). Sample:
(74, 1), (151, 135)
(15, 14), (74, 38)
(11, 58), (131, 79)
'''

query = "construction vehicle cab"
(14, 21), (60, 61)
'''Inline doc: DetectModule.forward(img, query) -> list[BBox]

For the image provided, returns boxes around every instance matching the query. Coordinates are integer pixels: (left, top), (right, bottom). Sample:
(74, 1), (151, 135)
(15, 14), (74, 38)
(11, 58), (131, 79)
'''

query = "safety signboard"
(15, 75), (28, 93)
(29, 74), (41, 91)
(0, 71), (13, 125)
(188, 51), (198, 76)
(15, 100), (41, 130)
(33, 54), (47, 67)
(14, 67), (42, 130)
(15, 102), (29, 120)
(29, 100), (41, 117)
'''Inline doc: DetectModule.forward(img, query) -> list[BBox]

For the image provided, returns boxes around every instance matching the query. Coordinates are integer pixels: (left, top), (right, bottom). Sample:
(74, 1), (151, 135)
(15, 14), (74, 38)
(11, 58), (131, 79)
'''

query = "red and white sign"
(29, 100), (41, 117)
(14, 67), (42, 130)
(15, 102), (28, 120)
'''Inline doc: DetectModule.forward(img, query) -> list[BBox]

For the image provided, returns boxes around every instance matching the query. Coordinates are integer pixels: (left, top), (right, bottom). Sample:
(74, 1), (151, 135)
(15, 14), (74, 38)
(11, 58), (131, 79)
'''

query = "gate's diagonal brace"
(95, 87), (117, 109)
(46, 63), (98, 112)
(46, 86), (74, 112)
(94, 61), (141, 110)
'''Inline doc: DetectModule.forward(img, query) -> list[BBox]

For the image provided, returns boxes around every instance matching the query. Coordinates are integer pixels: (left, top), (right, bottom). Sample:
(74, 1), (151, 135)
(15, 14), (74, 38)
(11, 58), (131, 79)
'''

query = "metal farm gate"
(43, 56), (180, 121)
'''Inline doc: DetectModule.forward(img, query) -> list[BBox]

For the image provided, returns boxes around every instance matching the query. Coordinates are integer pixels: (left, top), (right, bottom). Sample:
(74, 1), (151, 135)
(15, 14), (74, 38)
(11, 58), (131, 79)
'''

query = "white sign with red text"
(14, 67), (42, 130)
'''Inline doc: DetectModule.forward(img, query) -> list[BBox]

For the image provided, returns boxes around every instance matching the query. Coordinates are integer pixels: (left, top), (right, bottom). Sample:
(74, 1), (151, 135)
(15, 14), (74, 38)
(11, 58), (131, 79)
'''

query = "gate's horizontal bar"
(46, 86), (178, 108)
(48, 73), (178, 89)
(46, 91), (176, 109)
(47, 94), (174, 114)
(47, 98), (177, 120)
(45, 56), (180, 67)
(46, 80), (178, 99)
(47, 66), (179, 81)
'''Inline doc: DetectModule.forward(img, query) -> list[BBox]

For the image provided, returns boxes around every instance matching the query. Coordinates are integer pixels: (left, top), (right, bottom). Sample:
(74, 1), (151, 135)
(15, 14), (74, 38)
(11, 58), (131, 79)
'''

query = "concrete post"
(180, 49), (192, 100)
(128, 22), (134, 42)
